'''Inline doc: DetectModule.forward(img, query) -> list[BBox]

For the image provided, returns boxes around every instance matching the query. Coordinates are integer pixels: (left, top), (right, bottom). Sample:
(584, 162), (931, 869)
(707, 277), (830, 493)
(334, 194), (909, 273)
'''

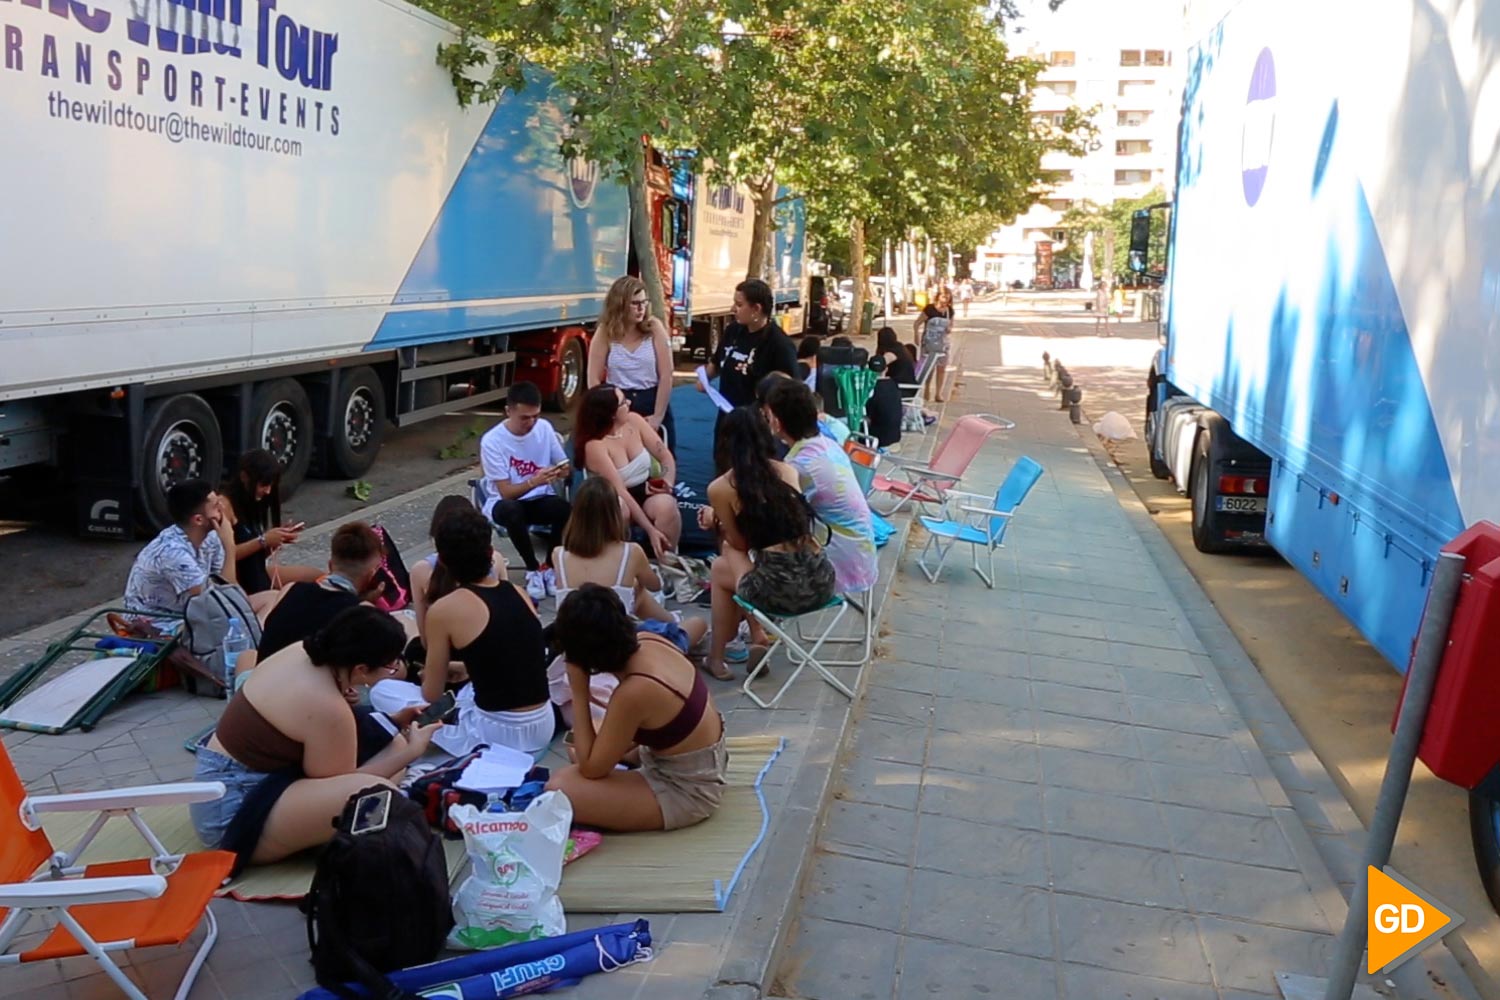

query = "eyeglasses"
(629, 298), (648, 308)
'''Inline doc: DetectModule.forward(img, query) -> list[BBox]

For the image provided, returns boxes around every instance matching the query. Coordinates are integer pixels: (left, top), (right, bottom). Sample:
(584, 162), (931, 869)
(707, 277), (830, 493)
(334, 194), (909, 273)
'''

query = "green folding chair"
(831, 367), (878, 435)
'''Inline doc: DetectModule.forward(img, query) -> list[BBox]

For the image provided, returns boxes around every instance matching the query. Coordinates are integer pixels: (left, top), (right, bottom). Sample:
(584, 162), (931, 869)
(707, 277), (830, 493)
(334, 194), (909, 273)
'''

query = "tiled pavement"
(768, 316), (1479, 1000)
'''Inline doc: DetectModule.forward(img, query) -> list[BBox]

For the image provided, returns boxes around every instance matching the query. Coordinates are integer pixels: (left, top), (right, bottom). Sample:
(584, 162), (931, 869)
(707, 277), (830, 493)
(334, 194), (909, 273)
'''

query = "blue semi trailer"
(1136, 0), (1500, 906)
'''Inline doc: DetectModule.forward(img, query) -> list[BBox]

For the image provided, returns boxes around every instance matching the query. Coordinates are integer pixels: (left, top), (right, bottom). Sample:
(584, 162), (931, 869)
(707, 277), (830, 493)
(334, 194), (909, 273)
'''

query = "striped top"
(606, 337), (659, 390)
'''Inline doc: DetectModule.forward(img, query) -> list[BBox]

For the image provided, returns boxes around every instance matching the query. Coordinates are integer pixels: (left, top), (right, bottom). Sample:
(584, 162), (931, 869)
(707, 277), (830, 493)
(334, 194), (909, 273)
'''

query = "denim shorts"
(189, 747), (267, 849)
(638, 618), (690, 654)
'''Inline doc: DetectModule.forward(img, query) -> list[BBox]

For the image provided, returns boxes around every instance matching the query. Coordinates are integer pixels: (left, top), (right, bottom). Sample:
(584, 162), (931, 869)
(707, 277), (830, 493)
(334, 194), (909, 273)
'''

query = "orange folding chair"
(869, 413), (1015, 514)
(0, 741), (233, 1000)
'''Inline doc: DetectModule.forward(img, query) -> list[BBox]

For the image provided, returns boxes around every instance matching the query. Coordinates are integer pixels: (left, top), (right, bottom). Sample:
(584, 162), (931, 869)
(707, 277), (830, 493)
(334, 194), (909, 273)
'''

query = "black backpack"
(302, 786), (454, 999)
(369, 523), (412, 613)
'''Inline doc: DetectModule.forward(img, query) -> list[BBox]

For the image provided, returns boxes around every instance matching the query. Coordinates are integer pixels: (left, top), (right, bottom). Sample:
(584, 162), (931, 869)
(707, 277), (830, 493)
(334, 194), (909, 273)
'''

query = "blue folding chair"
(914, 456), (1043, 587)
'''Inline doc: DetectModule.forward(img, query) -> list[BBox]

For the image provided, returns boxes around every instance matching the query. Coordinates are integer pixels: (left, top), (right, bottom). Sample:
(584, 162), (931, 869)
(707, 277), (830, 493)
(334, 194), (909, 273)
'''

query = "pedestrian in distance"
(914, 287), (956, 403)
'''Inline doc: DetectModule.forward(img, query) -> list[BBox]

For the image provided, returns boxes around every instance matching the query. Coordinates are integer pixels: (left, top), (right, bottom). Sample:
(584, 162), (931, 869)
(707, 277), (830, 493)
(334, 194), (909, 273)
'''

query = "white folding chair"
(735, 595), (856, 709)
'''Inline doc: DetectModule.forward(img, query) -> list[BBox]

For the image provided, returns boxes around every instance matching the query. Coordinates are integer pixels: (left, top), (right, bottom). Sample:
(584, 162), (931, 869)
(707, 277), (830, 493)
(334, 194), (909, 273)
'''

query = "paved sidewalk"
(769, 323), (1472, 1000)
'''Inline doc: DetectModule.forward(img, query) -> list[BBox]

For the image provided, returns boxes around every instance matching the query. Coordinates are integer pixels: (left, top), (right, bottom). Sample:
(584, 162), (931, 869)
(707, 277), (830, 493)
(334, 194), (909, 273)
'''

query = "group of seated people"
(116, 277), (889, 874)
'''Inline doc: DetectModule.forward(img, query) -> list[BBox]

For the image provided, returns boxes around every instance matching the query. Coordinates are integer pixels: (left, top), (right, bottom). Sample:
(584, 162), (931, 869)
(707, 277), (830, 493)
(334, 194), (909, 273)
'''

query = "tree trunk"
(746, 175), (775, 281)
(627, 147), (668, 321)
(848, 218), (868, 337)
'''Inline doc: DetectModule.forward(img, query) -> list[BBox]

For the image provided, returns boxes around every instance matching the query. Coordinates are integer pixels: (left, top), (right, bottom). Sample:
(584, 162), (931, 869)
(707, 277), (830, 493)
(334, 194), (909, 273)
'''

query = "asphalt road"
(984, 301), (1500, 999)
(0, 405), (546, 637)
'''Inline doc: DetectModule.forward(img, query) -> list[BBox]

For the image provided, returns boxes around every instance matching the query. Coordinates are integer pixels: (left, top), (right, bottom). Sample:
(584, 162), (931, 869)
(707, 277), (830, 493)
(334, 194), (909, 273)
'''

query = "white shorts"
(432, 685), (556, 757)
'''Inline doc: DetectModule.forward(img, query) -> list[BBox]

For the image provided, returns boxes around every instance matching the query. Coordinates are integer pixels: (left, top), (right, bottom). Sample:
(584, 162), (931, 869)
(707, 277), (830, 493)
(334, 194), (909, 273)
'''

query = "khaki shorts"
(639, 729), (729, 831)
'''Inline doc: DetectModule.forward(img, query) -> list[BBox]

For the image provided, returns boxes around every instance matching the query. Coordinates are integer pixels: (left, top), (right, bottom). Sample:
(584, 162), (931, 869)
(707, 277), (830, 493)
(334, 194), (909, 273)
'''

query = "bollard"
(1061, 385), (1082, 412)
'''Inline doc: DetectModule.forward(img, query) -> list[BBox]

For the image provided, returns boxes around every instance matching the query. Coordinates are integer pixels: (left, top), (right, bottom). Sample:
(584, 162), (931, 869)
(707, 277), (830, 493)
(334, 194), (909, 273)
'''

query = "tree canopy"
(417, 0), (1083, 318)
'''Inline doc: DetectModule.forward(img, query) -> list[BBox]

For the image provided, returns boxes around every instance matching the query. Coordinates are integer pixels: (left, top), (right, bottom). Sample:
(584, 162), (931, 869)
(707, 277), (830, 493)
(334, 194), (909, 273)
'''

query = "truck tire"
(328, 366), (385, 479)
(551, 337), (586, 412)
(1190, 429), (1232, 554)
(137, 393), (225, 530)
(1145, 390), (1172, 480)
(1470, 791), (1500, 914)
(249, 378), (314, 495)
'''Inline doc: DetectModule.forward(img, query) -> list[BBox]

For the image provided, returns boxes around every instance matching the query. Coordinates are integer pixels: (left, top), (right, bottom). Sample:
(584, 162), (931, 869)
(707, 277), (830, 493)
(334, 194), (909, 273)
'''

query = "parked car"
(837, 278), (855, 314)
(807, 275), (846, 335)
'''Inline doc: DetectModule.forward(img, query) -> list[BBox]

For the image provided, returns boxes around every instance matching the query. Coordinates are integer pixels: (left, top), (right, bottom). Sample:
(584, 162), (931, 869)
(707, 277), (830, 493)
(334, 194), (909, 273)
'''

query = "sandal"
(703, 659), (735, 682)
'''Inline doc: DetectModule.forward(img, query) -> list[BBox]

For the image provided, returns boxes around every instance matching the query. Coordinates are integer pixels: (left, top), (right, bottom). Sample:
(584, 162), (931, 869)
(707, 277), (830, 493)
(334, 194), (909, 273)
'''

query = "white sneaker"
(525, 570), (548, 601)
(542, 566), (558, 597)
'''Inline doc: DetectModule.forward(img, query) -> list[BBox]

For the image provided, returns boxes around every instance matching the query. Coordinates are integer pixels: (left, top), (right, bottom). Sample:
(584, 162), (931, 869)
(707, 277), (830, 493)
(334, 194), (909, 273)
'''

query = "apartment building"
(975, 0), (1184, 288)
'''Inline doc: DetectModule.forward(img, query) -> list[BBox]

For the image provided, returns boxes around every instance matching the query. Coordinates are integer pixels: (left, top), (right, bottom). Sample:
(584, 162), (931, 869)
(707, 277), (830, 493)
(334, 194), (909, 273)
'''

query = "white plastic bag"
(1092, 410), (1137, 441)
(447, 790), (572, 949)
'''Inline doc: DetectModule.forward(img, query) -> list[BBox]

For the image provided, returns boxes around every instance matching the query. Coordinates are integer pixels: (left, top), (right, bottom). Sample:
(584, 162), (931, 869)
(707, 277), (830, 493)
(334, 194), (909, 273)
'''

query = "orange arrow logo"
(1367, 866), (1463, 974)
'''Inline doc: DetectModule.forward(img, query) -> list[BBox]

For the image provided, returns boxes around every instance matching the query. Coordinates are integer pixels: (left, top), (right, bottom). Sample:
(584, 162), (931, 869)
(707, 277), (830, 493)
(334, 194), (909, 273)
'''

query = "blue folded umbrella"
(297, 919), (652, 1000)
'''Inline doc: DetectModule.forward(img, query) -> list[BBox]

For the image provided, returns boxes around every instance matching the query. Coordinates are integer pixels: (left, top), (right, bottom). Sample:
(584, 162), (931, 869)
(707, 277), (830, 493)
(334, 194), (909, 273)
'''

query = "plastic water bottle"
(222, 616), (251, 688)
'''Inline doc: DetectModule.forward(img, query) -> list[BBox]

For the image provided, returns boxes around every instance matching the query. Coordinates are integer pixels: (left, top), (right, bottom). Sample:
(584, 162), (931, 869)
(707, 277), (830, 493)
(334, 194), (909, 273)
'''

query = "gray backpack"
(182, 578), (261, 691)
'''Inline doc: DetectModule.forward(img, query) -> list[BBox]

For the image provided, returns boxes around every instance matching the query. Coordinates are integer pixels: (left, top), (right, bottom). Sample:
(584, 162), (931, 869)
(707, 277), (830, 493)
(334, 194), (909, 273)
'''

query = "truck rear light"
(1218, 474), (1267, 496)
(820, 295), (829, 307)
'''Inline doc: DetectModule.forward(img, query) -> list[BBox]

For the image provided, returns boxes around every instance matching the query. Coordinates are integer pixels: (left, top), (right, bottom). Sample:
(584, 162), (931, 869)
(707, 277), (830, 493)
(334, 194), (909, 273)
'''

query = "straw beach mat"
(36, 734), (785, 909)
(37, 800), (467, 902)
(559, 735), (786, 913)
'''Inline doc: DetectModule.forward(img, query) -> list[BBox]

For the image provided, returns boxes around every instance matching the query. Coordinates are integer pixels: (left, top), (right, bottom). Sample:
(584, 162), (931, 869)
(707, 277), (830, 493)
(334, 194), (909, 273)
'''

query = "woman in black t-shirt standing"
(700, 279), (798, 470)
(914, 288), (956, 402)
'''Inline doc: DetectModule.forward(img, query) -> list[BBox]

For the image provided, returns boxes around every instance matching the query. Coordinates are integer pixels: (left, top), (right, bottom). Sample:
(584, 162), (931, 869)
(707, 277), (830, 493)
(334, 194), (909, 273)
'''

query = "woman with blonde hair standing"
(588, 275), (675, 447)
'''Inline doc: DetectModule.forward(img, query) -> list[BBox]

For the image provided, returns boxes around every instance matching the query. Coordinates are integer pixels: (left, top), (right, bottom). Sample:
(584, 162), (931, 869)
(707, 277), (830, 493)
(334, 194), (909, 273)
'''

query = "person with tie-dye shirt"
(759, 378), (878, 595)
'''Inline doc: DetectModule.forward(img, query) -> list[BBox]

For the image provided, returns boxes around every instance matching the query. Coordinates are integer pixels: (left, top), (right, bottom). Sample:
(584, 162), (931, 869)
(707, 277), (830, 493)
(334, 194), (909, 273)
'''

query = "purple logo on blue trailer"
(568, 157), (599, 208)
(1242, 48), (1276, 206)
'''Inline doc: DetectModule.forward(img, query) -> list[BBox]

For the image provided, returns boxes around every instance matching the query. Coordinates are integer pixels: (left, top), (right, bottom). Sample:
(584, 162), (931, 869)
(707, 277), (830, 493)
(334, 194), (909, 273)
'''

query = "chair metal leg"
(795, 590), (873, 666)
(741, 603), (853, 709)
(916, 532), (957, 583)
(971, 541), (995, 589)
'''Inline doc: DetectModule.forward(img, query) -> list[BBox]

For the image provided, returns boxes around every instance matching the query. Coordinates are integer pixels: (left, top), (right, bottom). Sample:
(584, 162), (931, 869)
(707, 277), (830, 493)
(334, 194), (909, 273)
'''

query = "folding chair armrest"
(0, 874), (166, 908)
(972, 414), (1017, 431)
(24, 782), (226, 826)
(943, 489), (992, 502)
(897, 383), (922, 392)
(959, 505), (1014, 519)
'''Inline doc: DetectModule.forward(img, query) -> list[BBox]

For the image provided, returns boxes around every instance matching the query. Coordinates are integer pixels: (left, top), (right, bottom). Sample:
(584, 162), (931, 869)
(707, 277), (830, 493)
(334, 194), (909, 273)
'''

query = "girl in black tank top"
(455, 582), (548, 712)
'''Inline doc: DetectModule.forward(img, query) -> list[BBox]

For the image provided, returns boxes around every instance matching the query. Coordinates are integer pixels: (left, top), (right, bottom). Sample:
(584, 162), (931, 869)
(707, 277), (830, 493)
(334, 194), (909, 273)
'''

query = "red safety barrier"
(1395, 520), (1500, 788)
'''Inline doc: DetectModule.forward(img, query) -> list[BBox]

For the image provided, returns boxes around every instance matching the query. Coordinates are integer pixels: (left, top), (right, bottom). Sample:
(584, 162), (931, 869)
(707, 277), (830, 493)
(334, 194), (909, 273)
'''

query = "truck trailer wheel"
(137, 393), (225, 530)
(327, 366), (386, 479)
(552, 337), (586, 412)
(1190, 430), (1232, 554)
(1470, 791), (1500, 914)
(250, 378), (314, 495)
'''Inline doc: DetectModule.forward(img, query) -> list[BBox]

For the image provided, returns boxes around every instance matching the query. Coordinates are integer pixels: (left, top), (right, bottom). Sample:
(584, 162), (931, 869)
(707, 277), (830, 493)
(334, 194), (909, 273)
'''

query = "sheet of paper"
(455, 743), (534, 792)
(696, 366), (734, 414)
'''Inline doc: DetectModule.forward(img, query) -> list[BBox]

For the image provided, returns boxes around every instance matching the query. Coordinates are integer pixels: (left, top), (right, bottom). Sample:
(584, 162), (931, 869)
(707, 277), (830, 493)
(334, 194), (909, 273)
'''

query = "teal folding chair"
(734, 595), (855, 709)
(915, 456), (1044, 587)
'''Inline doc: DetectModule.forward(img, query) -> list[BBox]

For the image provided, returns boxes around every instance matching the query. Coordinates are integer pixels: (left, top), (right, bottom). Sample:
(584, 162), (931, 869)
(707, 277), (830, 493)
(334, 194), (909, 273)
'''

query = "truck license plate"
(1216, 496), (1267, 514)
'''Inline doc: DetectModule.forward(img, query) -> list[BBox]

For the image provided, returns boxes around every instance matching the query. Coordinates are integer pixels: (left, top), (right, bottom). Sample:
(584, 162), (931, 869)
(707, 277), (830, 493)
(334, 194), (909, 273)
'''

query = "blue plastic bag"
(297, 919), (652, 1000)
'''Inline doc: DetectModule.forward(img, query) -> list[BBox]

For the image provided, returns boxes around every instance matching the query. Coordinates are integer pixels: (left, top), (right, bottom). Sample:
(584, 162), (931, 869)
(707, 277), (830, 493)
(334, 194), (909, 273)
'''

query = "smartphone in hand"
(414, 691), (456, 727)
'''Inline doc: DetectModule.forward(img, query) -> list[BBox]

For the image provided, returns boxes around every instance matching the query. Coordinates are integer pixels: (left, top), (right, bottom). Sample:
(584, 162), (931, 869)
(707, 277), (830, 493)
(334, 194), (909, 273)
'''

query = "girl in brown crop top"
(195, 605), (442, 865)
(544, 584), (728, 832)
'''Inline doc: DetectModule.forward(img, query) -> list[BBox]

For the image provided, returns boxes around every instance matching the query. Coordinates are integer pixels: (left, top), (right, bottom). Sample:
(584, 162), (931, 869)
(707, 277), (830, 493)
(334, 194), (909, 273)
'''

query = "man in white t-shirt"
(477, 380), (573, 599)
(123, 479), (235, 625)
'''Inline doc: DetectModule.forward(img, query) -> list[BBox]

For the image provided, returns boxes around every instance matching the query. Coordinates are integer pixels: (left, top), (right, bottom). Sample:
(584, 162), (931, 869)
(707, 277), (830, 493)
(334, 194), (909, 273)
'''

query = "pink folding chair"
(869, 414), (1015, 515)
